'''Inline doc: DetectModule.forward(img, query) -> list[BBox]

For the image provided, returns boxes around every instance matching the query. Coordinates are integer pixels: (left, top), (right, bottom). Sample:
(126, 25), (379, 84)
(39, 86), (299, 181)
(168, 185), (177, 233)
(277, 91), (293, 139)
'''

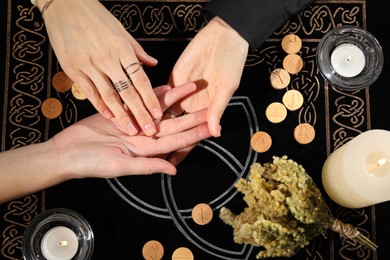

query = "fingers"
(66, 52), (159, 136)
(120, 27), (164, 134)
(44, 0), (163, 136)
(207, 89), (236, 137)
(70, 26), (161, 136)
(155, 108), (208, 137)
(122, 62), (162, 121)
(68, 70), (114, 120)
(153, 85), (172, 97)
(117, 157), (177, 176)
(117, 60), (161, 136)
(159, 83), (194, 120)
(87, 58), (160, 136)
(158, 83), (197, 113)
(146, 123), (211, 155)
(77, 64), (141, 135)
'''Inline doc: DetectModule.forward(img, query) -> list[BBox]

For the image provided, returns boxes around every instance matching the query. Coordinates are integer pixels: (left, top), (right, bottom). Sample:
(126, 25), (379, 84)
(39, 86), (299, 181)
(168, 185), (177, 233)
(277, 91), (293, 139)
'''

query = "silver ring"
(125, 62), (143, 76)
(114, 79), (133, 93)
(167, 108), (178, 118)
(166, 108), (181, 118)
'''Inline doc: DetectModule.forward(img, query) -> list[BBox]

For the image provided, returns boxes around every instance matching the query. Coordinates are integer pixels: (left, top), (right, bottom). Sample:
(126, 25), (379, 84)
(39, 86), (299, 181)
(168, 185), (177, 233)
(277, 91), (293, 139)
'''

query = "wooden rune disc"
(52, 71), (73, 93)
(172, 247), (194, 260)
(281, 34), (302, 54)
(41, 98), (62, 119)
(270, 68), (291, 90)
(251, 131), (272, 153)
(142, 240), (164, 260)
(191, 203), (213, 225)
(294, 123), (315, 144)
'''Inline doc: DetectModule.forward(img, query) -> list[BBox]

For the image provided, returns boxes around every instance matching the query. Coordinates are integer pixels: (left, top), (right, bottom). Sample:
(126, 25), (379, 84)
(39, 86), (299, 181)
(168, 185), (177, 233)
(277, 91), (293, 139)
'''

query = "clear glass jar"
(316, 26), (383, 91)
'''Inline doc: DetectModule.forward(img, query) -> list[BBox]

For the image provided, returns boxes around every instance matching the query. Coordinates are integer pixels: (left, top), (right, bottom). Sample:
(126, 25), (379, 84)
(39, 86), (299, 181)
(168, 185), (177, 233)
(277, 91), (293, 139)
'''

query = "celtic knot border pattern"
(1, 1), (375, 260)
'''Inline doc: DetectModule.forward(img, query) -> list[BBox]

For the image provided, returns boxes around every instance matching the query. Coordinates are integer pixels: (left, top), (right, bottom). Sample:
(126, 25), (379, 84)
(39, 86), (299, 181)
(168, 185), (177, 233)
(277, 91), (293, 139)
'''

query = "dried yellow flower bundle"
(220, 156), (377, 259)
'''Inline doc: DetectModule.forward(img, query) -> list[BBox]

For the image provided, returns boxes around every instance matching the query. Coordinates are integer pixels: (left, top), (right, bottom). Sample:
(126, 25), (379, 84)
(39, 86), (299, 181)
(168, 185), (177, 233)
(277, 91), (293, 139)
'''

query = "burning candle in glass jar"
(41, 226), (79, 260)
(322, 130), (390, 208)
(330, 43), (366, 77)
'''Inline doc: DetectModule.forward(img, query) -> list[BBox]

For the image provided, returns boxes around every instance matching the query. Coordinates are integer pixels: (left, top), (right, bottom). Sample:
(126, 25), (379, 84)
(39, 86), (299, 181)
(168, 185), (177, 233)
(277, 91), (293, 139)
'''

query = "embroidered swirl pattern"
(1, 3), (47, 259)
(0, 1), (374, 259)
(110, 3), (206, 36)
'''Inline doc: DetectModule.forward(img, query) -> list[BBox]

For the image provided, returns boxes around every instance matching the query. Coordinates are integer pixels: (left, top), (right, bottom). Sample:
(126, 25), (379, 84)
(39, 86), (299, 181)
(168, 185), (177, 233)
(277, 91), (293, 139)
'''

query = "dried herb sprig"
(220, 156), (377, 258)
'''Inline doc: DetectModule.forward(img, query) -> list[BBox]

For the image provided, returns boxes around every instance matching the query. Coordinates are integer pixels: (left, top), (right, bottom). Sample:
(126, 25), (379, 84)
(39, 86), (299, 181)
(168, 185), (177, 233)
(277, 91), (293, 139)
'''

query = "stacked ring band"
(114, 62), (143, 93)
(125, 62), (143, 76)
(114, 79), (133, 93)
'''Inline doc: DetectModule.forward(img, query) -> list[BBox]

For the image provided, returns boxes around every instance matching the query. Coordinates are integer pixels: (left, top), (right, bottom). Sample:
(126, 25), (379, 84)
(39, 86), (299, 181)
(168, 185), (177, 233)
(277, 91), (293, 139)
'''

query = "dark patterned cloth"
(1, 1), (389, 259)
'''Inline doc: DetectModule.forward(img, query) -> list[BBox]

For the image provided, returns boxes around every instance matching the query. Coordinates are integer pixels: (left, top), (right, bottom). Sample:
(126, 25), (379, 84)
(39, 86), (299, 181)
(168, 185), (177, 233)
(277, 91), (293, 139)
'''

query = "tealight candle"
(322, 130), (390, 208)
(330, 43), (366, 77)
(316, 26), (383, 91)
(41, 226), (79, 260)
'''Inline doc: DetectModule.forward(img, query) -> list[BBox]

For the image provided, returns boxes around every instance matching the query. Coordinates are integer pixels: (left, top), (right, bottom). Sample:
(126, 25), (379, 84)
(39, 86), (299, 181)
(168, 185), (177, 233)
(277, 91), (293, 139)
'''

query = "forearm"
(0, 141), (68, 204)
(204, 0), (315, 50)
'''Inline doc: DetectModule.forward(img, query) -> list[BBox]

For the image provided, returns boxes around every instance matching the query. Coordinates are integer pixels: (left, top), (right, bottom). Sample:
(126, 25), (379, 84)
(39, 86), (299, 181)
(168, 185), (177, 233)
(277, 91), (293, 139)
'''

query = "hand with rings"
(37, 0), (162, 136)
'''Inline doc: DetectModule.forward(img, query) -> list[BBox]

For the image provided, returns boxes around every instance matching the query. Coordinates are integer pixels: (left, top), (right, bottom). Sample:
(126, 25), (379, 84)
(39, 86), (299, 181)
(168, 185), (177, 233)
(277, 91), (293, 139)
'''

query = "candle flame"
(59, 240), (68, 247)
(377, 158), (387, 166)
(367, 158), (389, 173)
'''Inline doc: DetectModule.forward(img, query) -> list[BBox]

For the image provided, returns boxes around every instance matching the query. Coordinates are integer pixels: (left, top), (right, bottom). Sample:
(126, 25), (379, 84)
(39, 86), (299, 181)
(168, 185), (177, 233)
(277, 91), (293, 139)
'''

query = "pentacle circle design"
(106, 96), (259, 259)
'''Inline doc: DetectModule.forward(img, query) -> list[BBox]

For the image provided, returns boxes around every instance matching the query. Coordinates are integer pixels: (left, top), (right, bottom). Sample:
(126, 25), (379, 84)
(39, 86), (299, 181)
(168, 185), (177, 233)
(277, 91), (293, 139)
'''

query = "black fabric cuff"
(204, 0), (314, 51)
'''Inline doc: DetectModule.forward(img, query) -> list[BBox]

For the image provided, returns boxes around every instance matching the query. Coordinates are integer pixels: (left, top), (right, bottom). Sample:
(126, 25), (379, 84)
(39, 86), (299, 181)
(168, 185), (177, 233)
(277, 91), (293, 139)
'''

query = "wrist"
(45, 138), (77, 181)
(0, 141), (70, 203)
(35, 141), (71, 182)
(208, 16), (249, 50)
(208, 16), (249, 43)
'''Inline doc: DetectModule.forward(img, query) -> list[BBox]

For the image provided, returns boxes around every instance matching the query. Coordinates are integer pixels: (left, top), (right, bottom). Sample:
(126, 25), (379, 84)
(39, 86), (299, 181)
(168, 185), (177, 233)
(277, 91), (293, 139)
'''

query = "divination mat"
(1, 0), (387, 259)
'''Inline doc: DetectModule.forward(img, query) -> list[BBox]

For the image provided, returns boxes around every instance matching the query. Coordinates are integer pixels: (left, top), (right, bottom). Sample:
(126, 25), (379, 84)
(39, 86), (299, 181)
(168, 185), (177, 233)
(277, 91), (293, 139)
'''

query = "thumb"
(208, 92), (233, 137)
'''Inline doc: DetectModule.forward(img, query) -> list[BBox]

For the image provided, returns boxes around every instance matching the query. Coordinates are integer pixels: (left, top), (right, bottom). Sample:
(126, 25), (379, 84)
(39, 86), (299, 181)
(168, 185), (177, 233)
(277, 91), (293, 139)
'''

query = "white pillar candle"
(330, 43), (366, 77)
(322, 130), (390, 208)
(41, 226), (79, 260)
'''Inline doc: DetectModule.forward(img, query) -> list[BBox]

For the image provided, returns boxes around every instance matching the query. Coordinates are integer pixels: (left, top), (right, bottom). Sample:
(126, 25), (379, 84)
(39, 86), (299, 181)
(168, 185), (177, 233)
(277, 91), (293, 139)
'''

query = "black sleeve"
(204, 0), (315, 50)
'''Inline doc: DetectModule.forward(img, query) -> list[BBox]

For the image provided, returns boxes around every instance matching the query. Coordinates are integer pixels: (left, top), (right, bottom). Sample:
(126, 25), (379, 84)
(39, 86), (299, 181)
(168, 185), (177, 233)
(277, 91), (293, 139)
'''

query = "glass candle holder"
(22, 208), (94, 260)
(316, 26), (383, 91)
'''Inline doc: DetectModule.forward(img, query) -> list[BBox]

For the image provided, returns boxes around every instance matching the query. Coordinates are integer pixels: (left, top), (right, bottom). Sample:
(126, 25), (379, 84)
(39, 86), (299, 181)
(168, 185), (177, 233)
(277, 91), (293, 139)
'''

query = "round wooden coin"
(294, 123), (315, 144)
(142, 240), (164, 260)
(52, 71), (73, 93)
(250, 131), (272, 153)
(266, 102), (287, 123)
(270, 68), (290, 90)
(191, 203), (213, 225)
(71, 82), (87, 100)
(281, 34), (302, 54)
(282, 89), (304, 111)
(41, 98), (62, 119)
(283, 53), (304, 74)
(172, 247), (194, 260)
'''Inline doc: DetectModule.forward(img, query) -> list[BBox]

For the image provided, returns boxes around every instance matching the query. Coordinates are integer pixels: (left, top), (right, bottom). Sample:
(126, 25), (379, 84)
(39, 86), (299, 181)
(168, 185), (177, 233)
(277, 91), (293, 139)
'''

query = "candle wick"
(376, 158), (388, 166)
(367, 158), (389, 173)
(346, 56), (352, 63)
(59, 240), (68, 247)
